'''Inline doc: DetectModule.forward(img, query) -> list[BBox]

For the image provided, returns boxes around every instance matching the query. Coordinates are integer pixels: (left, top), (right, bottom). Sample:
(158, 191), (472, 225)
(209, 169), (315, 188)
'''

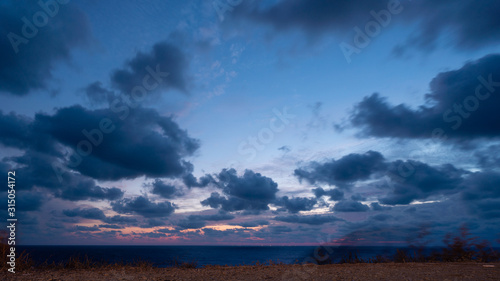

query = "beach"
(2, 262), (499, 281)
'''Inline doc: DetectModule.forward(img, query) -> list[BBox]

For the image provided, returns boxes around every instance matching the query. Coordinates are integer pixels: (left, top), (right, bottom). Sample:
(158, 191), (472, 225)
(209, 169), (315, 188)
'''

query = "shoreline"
(2, 262), (499, 281)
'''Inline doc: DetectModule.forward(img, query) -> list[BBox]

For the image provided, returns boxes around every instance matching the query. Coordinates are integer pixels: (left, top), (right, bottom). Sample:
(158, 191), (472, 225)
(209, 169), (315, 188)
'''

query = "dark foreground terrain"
(2, 262), (499, 281)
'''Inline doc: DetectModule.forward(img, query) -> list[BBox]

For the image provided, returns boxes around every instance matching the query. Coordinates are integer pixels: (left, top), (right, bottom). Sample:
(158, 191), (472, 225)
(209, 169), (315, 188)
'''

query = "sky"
(1, 0), (500, 246)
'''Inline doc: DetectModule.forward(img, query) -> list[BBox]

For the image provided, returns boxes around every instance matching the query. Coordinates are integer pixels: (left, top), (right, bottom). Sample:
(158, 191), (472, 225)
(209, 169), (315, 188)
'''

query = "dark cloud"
(370, 202), (392, 211)
(63, 208), (106, 220)
(351, 194), (366, 201)
(182, 172), (214, 188)
(39, 105), (199, 181)
(392, 1), (500, 55)
(229, 220), (269, 228)
(1, 103), (197, 203)
(176, 217), (207, 230)
(347, 55), (500, 141)
(379, 161), (465, 205)
(461, 171), (500, 219)
(295, 151), (386, 187)
(74, 225), (100, 232)
(150, 179), (179, 199)
(0, 0), (91, 96)
(14, 191), (45, 212)
(83, 82), (115, 105)
(231, 0), (388, 37)
(201, 169), (279, 212)
(231, 0), (500, 53)
(332, 200), (370, 212)
(8, 152), (123, 201)
(370, 214), (393, 222)
(274, 196), (317, 213)
(110, 41), (188, 95)
(274, 214), (343, 225)
(176, 212), (235, 230)
(297, 150), (471, 206)
(313, 187), (344, 201)
(268, 225), (293, 234)
(0, 111), (32, 149)
(111, 196), (176, 218)
(57, 181), (124, 201)
(140, 218), (167, 228)
(188, 213), (235, 222)
(474, 145), (500, 169)
(98, 224), (124, 229)
(103, 215), (137, 225)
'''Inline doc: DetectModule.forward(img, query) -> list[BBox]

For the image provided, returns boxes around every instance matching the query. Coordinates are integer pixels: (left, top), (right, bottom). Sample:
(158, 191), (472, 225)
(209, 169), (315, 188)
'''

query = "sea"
(16, 245), (437, 267)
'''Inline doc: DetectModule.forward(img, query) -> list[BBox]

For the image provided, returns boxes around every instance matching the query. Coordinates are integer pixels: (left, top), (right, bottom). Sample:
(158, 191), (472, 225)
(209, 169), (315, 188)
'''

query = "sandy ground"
(2, 262), (499, 281)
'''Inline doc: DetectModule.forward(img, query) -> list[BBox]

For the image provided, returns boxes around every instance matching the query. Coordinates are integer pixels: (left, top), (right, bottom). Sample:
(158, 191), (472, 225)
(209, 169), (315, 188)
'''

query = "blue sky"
(1, 0), (500, 246)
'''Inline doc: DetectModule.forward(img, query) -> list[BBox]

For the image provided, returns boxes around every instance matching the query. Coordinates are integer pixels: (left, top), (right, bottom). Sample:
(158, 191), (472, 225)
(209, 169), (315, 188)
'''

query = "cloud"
(98, 224), (124, 229)
(313, 187), (344, 201)
(461, 171), (500, 219)
(149, 179), (179, 199)
(74, 225), (100, 232)
(11, 191), (45, 212)
(475, 145), (500, 169)
(63, 208), (106, 220)
(201, 169), (279, 212)
(176, 212), (236, 230)
(229, 220), (269, 228)
(370, 202), (392, 211)
(370, 214), (393, 222)
(188, 213), (235, 222)
(102, 215), (137, 225)
(111, 196), (176, 218)
(295, 150), (471, 207)
(139, 218), (167, 228)
(274, 196), (317, 213)
(177, 217), (207, 230)
(83, 82), (115, 105)
(57, 181), (124, 202)
(278, 146), (291, 153)
(110, 41), (189, 95)
(267, 225), (293, 234)
(274, 214), (343, 225)
(379, 161), (465, 205)
(332, 200), (370, 212)
(231, 0), (500, 53)
(6, 152), (124, 201)
(1, 103), (198, 203)
(392, 1), (500, 55)
(39, 105), (199, 181)
(182, 172), (214, 188)
(0, 111), (32, 149)
(0, 0), (91, 96)
(295, 151), (386, 188)
(347, 54), (500, 141)
(231, 0), (388, 38)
